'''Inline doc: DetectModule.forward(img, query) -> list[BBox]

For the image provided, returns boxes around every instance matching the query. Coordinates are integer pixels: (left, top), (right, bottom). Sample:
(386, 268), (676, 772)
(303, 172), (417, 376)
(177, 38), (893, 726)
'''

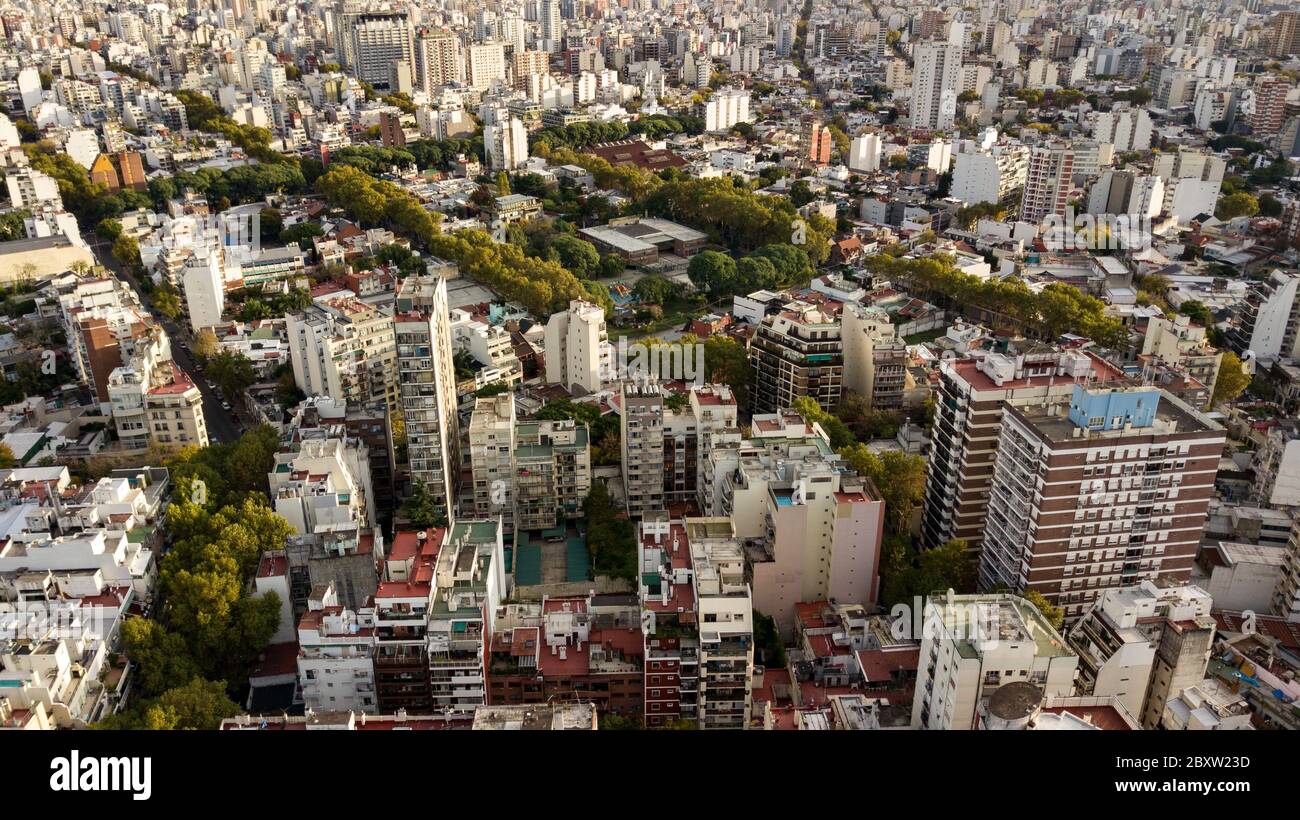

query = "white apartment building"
(753, 462), (885, 637)
(6, 167), (62, 209)
(467, 42), (507, 90)
(911, 41), (962, 131)
(1156, 67), (1199, 108)
(1067, 580), (1214, 721)
(1226, 269), (1300, 363)
(911, 592), (1079, 730)
(287, 292), (398, 414)
(395, 277), (460, 517)
(951, 142), (1029, 205)
(297, 582), (378, 714)
(1087, 170), (1165, 218)
(181, 247), (226, 332)
(1193, 87), (1233, 131)
(1024, 58), (1058, 90)
(1092, 108), (1153, 153)
(848, 132), (883, 173)
(1153, 149), (1226, 224)
(0, 598), (119, 728)
(449, 310), (522, 388)
(269, 438), (376, 535)
(484, 115), (528, 170)
(698, 411), (830, 530)
(348, 12), (414, 88)
(685, 518), (755, 729)
(704, 88), (752, 133)
(1162, 680), (1252, 730)
(544, 299), (608, 395)
(0, 529), (154, 601)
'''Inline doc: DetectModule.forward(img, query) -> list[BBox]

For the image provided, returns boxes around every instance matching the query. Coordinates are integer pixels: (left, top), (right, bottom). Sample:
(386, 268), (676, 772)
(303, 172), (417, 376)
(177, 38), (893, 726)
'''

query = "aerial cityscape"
(0, 0), (1298, 746)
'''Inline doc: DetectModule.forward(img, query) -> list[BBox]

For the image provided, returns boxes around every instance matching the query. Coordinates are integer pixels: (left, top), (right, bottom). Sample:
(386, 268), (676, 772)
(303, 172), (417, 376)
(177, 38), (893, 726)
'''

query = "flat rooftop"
(1014, 389), (1223, 444)
(930, 593), (1073, 660)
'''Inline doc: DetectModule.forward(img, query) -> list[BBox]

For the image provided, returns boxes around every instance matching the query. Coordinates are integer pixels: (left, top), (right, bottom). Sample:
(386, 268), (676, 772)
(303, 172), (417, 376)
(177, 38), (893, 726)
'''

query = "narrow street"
(87, 236), (245, 444)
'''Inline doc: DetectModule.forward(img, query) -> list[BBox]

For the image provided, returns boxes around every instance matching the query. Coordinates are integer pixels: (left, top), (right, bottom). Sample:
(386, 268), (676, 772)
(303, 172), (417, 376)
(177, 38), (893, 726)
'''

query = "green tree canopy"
(1212, 351), (1250, 406)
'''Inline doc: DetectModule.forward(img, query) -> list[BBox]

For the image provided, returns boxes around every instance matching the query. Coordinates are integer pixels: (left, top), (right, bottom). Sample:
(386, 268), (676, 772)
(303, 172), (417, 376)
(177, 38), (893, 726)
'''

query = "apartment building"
(621, 382), (666, 518)
(749, 302), (861, 415)
(58, 275), (160, 402)
(704, 88), (752, 133)
(1087, 170), (1164, 218)
(1273, 514), (1300, 621)
(686, 385), (742, 509)
(284, 396), (395, 520)
(699, 411), (834, 536)
(414, 29), (461, 91)
(395, 276), (459, 516)
(269, 437), (376, 535)
(1270, 11), (1300, 58)
(1153, 149), (1226, 224)
(105, 318), (207, 451)
(911, 592), (1079, 730)
(1092, 108), (1153, 152)
(514, 418), (591, 531)
(373, 528), (438, 714)
(980, 386), (1227, 621)
(467, 393), (516, 527)
(484, 115), (528, 171)
(951, 142), (1030, 206)
(801, 116), (832, 165)
(286, 292), (398, 413)
(284, 526), (382, 616)
(426, 519), (506, 714)
(142, 367), (208, 450)
(1193, 86), (1233, 131)
(911, 41), (962, 131)
(754, 466), (885, 638)
(1066, 580), (1215, 727)
(0, 596), (123, 728)
(637, 517), (698, 727)
(466, 42), (507, 90)
(1249, 75), (1291, 138)
(0, 527), (155, 603)
(848, 132), (883, 173)
(842, 303), (910, 410)
(543, 299), (608, 395)
(922, 348), (1123, 551)
(685, 518), (755, 729)
(1225, 269), (1300, 364)
(486, 594), (644, 716)
(1139, 314), (1222, 407)
(297, 582), (377, 714)
(347, 12), (414, 88)
(1019, 142), (1075, 225)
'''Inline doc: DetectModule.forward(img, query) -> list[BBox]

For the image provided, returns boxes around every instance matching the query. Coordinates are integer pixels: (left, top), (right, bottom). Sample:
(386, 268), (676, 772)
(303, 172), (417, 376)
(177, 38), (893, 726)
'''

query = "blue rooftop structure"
(1067, 385), (1160, 432)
